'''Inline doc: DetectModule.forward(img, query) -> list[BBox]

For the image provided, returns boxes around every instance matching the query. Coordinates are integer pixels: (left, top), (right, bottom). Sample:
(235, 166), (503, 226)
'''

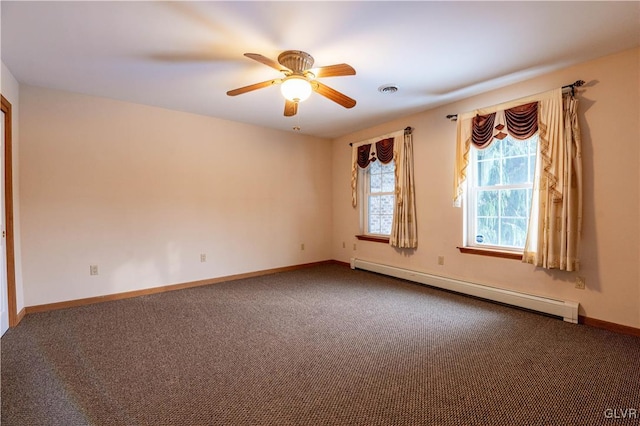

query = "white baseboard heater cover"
(350, 258), (579, 324)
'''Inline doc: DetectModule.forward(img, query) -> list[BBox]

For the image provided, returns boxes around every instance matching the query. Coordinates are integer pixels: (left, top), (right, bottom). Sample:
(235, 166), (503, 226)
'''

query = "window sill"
(356, 235), (390, 244)
(457, 246), (523, 260)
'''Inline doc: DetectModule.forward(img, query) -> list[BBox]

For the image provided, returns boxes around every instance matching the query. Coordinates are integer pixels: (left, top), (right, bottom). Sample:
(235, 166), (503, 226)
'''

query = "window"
(362, 159), (395, 236)
(466, 134), (538, 251)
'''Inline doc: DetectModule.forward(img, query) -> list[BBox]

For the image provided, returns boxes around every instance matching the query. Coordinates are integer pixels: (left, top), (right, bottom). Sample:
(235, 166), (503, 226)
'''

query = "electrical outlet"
(200, 254), (206, 262)
(353, 243), (357, 251)
(575, 276), (585, 289)
(342, 241), (346, 249)
(438, 256), (445, 266)
(89, 265), (98, 276)
(301, 243), (305, 251)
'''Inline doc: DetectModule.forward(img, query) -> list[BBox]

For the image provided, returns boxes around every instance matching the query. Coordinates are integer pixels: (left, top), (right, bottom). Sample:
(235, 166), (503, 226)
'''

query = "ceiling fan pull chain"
(293, 109), (302, 132)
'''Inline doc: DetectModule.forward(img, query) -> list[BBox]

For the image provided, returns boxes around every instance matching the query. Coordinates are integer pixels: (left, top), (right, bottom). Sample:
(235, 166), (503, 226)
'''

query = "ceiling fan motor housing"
(278, 50), (314, 73)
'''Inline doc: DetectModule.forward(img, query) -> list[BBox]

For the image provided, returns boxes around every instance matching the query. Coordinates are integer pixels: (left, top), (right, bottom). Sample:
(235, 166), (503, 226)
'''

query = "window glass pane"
(499, 218), (528, 248)
(380, 215), (393, 235)
(477, 190), (499, 217)
(380, 161), (395, 173)
(368, 195), (381, 215)
(369, 214), (381, 235)
(477, 142), (499, 160)
(380, 195), (395, 215)
(502, 138), (528, 157)
(469, 133), (538, 250)
(364, 159), (395, 236)
(529, 136), (539, 154)
(369, 173), (382, 192)
(502, 157), (528, 185)
(476, 217), (498, 245)
(369, 160), (381, 174)
(367, 194), (395, 235)
(500, 189), (530, 217)
(381, 172), (394, 192)
(477, 160), (500, 187)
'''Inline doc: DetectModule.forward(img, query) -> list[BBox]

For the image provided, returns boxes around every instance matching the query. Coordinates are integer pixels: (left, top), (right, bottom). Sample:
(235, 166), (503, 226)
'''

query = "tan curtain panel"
(523, 92), (582, 271)
(390, 129), (418, 249)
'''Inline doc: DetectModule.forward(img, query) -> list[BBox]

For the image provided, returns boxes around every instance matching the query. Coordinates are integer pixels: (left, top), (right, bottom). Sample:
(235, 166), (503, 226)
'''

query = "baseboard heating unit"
(350, 258), (579, 323)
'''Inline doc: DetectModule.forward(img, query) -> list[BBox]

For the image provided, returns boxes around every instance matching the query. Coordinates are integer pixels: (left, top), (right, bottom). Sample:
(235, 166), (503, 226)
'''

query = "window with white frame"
(362, 159), (395, 236)
(466, 133), (538, 251)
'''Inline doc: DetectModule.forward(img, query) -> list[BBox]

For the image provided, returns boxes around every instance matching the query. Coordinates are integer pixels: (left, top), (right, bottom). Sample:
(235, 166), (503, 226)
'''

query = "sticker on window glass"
(475, 235), (484, 243)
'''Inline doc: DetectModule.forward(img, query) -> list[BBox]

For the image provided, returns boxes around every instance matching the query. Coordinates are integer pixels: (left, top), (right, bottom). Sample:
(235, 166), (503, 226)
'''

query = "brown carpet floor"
(2, 263), (639, 425)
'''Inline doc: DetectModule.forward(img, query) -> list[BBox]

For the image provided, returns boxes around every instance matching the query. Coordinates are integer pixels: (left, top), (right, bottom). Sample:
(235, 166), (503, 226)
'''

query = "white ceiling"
(2, 1), (639, 139)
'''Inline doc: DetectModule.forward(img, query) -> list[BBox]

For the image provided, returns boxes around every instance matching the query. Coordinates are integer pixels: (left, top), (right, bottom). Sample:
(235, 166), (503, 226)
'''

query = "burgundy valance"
(376, 138), (394, 163)
(472, 113), (498, 148)
(356, 143), (374, 168)
(505, 102), (538, 140)
(356, 138), (395, 168)
(471, 101), (538, 147)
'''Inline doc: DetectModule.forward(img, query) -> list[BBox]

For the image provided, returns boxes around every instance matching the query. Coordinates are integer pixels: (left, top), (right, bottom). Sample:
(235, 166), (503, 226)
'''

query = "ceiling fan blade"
(312, 81), (356, 109)
(310, 64), (356, 78)
(284, 100), (298, 117)
(226, 79), (281, 96)
(244, 53), (290, 72)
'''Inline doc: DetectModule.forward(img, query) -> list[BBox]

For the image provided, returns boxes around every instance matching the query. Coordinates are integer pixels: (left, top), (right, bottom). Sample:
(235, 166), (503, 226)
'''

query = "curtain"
(452, 88), (582, 271)
(522, 92), (582, 271)
(390, 129), (418, 249)
(351, 128), (417, 249)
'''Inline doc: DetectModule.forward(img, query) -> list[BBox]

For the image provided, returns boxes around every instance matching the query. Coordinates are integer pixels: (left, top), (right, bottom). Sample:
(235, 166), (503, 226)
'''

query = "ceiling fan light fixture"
(280, 76), (312, 102)
(228, 51), (356, 116)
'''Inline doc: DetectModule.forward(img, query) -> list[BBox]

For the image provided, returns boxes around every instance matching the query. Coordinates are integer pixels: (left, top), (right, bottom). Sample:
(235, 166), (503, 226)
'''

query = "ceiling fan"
(226, 50), (356, 117)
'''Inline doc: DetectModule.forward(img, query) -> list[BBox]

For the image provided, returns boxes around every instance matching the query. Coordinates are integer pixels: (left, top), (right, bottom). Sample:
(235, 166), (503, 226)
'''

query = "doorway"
(1, 94), (17, 335)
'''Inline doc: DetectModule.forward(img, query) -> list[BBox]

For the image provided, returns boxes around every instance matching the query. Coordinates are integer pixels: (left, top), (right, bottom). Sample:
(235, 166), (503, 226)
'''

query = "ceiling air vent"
(378, 84), (399, 94)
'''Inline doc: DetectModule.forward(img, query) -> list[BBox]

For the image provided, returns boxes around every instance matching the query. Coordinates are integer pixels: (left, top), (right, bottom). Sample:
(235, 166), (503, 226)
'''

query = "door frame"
(1, 95), (17, 327)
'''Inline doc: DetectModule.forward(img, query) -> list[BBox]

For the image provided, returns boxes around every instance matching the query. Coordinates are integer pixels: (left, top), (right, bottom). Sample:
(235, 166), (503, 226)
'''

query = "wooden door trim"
(1, 94), (18, 327)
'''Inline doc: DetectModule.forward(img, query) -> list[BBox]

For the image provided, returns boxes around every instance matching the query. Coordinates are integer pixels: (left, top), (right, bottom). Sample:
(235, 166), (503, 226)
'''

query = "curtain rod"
(445, 80), (585, 121)
(348, 127), (412, 146)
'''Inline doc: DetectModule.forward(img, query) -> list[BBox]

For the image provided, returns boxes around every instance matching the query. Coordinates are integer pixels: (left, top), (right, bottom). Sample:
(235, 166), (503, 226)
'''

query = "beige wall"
(1, 61), (25, 313)
(332, 48), (640, 328)
(19, 86), (333, 306)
